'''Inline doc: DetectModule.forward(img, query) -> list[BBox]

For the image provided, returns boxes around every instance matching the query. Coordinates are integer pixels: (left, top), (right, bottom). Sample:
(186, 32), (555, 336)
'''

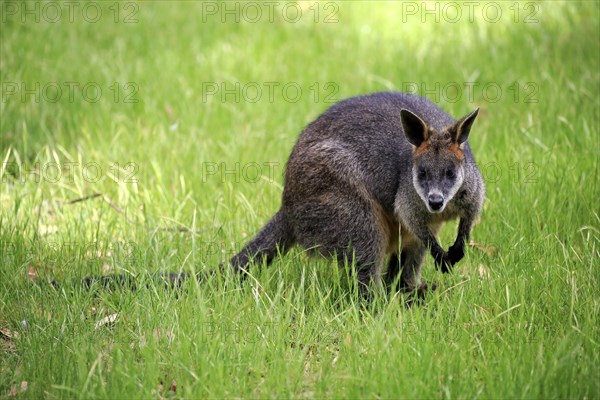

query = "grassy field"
(1, 1), (599, 398)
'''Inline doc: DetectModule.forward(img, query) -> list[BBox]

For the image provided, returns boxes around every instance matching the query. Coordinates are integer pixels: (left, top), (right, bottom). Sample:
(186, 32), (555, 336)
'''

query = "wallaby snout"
(427, 193), (444, 212)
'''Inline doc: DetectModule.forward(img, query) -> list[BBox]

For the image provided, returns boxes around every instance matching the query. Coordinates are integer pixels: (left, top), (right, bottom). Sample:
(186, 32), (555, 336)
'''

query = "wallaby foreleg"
(448, 216), (475, 264)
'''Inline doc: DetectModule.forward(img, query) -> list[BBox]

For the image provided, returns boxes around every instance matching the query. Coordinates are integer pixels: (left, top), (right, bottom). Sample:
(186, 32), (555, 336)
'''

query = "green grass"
(1, 1), (599, 398)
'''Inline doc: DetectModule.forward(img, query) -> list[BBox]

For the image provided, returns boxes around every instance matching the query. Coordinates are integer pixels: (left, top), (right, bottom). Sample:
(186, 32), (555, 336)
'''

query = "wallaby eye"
(418, 169), (427, 180)
(446, 169), (455, 179)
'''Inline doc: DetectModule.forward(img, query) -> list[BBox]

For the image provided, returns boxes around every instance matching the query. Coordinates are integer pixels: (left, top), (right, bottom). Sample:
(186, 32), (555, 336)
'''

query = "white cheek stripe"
(412, 169), (429, 205)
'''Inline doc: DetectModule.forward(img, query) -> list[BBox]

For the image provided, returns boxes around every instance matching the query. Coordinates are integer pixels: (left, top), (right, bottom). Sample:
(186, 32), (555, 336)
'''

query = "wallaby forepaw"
(448, 243), (465, 264)
(434, 252), (453, 273)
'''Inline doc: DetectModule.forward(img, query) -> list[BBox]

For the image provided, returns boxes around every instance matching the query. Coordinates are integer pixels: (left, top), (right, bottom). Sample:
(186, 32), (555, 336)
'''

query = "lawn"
(1, 1), (599, 398)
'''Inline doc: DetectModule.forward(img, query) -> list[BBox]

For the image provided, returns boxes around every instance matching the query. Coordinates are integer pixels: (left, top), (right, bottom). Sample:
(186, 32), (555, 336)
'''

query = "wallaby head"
(400, 107), (479, 214)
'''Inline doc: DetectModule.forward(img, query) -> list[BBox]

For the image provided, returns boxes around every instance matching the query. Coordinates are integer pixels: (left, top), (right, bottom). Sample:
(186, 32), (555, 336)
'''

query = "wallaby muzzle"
(427, 193), (444, 211)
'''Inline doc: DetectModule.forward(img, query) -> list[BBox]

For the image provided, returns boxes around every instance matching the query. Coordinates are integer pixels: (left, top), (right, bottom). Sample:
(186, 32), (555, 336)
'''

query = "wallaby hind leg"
(385, 253), (400, 287)
(399, 246), (428, 292)
(229, 209), (294, 275)
(385, 248), (427, 292)
(289, 191), (389, 296)
(398, 229), (427, 291)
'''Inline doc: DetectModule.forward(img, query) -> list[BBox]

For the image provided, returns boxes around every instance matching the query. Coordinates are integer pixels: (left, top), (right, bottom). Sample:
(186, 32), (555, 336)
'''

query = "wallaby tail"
(229, 209), (294, 274)
(44, 211), (292, 290)
(49, 271), (213, 291)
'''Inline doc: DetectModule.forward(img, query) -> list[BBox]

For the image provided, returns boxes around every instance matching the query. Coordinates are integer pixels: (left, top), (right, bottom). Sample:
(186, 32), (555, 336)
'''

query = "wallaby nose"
(428, 194), (444, 211)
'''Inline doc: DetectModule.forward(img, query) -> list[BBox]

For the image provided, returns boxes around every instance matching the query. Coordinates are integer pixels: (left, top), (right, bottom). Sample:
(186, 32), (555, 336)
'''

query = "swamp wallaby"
(51, 92), (484, 297)
(229, 92), (485, 294)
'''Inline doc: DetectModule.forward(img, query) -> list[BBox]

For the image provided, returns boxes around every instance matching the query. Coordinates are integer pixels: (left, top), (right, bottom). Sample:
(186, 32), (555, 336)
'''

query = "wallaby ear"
(400, 109), (429, 147)
(453, 108), (479, 145)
